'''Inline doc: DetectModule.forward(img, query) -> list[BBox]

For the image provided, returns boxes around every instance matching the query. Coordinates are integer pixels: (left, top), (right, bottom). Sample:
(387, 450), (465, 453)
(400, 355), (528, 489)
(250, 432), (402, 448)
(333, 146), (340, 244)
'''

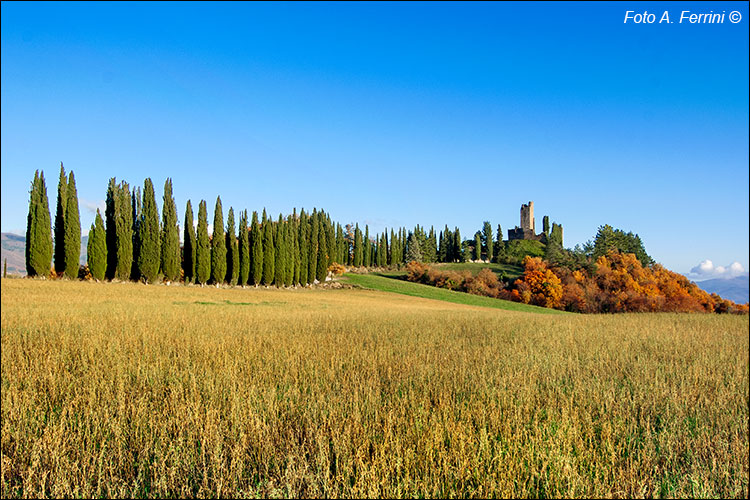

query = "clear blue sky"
(2, 1), (748, 277)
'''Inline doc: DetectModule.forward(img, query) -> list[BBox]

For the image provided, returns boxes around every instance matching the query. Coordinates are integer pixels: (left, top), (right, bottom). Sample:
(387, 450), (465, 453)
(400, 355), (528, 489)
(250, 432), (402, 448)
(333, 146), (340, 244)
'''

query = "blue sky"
(2, 1), (748, 277)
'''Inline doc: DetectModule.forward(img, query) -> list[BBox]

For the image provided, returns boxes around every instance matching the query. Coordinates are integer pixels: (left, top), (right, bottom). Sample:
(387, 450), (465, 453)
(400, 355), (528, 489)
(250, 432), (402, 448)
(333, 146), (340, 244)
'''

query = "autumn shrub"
(405, 261), (430, 283)
(465, 268), (502, 298)
(328, 262), (346, 277)
(404, 253), (748, 315)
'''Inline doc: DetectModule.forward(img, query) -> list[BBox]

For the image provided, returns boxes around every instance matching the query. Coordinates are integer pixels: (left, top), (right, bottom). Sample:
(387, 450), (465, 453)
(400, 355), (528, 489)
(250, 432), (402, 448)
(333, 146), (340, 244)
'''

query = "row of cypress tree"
(25, 168), (560, 284)
(25, 164), (82, 278)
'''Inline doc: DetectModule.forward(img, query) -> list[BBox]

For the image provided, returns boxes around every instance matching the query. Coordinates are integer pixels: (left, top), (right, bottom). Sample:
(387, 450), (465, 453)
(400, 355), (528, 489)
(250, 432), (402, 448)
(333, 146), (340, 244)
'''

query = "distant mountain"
(1, 232), (88, 276)
(694, 275), (750, 305)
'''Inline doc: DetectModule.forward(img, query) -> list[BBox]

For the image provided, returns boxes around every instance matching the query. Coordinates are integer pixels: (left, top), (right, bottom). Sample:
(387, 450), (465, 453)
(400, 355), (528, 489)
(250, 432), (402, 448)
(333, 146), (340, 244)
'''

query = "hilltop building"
(507, 201), (546, 242)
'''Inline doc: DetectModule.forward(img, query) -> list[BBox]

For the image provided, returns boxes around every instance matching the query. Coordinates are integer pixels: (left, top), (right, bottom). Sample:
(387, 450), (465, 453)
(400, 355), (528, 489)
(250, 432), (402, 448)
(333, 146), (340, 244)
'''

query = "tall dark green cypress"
(62, 171), (81, 279)
(130, 187), (142, 281)
(250, 211), (263, 285)
(542, 216), (550, 237)
(482, 221), (493, 263)
(161, 178), (180, 282)
(335, 223), (344, 264)
(474, 232), (482, 262)
(225, 207), (239, 285)
(298, 210), (309, 285)
(353, 224), (363, 266)
(25, 171), (38, 276)
(292, 218), (301, 285)
(87, 209), (107, 281)
(453, 228), (463, 262)
(325, 214), (335, 267)
(26, 171), (53, 277)
(363, 225), (371, 267)
(494, 224), (503, 263)
(283, 220), (293, 286)
(195, 200), (210, 285)
(210, 197), (226, 284)
(262, 216), (275, 285)
(238, 210), (249, 286)
(138, 178), (161, 283)
(274, 215), (285, 286)
(377, 233), (387, 266)
(105, 178), (117, 279)
(115, 181), (133, 280)
(183, 200), (196, 283)
(308, 212), (318, 283)
(54, 163), (67, 276)
(316, 213), (328, 282)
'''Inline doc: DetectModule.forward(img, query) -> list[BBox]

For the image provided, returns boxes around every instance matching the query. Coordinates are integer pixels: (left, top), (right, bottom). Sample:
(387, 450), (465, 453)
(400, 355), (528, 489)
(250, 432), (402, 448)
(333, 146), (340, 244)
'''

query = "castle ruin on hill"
(507, 201), (561, 244)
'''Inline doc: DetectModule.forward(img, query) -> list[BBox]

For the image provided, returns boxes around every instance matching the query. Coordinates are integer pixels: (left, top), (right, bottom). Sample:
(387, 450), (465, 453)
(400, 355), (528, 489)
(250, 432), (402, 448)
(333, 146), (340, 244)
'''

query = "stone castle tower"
(508, 200), (544, 242)
(520, 201), (535, 232)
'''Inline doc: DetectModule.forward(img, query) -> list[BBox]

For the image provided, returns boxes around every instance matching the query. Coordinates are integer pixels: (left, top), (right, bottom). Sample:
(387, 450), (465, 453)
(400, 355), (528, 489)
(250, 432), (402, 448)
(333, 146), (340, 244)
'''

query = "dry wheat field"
(1, 278), (748, 498)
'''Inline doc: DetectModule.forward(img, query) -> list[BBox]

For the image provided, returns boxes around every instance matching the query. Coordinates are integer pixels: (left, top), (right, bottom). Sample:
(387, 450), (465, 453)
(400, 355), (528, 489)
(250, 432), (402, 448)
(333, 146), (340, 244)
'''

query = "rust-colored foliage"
(512, 250), (748, 314)
(406, 253), (748, 315)
(328, 263), (347, 277)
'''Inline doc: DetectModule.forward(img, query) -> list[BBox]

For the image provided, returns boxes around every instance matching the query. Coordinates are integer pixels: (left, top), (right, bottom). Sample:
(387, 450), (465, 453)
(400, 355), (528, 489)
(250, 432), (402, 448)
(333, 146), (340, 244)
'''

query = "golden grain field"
(1, 279), (748, 498)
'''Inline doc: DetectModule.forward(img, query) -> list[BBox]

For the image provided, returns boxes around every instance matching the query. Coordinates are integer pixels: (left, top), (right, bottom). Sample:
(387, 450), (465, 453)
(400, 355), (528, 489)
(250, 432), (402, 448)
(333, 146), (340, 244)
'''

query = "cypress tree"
(210, 196), (226, 284)
(54, 163), (67, 276)
(274, 215), (285, 286)
(26, 171), (53, 277)
(115, 181), (133, 280)
(474, 232), (482, 261)
(161, 178), (180, 282)
(378, 233), (387, 266)
(37, 171), (53, 276)
(105, 178), (117, 279)
(25, 171), (38, 276)
(238, 209), (249, 286)
(335, 223), (344, 264)
(453, 228), (463, 262)
(131, 187), (142, 281)
(262, 215), (275, 285)
(87, 209), (107, 281)
(138, 178), (161, 283)
(543, 216), (550, 236)
(494, 224), (503, 262)
(225, 207), (238, 285)
(482, 221), (493, 263)
(183, 200), (196, 283)
(284, 220), (293, 286)
(196, 200), (210, 285)
(292, 218), (301, 285)
(308, 212), (318, 283)
(353, 224), (363, 266)
(316, 214), (328, 282)
(62, 171), (81, 279)
(298, 210), (309, 285)
(363, 225), (371, 267)
(426, 227), (437, 263)
(325, 214), (335, 267)
(250, 211), (263, 285)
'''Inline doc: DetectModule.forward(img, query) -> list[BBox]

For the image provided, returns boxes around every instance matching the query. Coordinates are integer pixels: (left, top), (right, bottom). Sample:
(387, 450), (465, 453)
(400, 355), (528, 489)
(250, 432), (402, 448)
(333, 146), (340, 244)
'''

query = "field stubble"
(1, 279), (748, 498)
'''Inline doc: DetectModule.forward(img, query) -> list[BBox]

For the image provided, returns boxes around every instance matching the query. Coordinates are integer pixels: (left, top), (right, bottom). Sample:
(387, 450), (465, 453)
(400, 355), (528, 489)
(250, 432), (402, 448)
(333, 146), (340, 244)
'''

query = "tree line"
(28, 167), (541, 285)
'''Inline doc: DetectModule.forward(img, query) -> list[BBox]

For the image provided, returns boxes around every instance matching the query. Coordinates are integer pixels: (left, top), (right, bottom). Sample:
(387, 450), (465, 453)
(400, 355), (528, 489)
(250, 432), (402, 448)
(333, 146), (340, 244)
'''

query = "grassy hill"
(342, 272), (563, 314)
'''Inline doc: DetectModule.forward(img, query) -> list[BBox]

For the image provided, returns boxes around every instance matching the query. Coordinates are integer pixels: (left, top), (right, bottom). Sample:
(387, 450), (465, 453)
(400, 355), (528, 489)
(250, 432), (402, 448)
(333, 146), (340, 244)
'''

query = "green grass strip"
(342, 273), (566, 314)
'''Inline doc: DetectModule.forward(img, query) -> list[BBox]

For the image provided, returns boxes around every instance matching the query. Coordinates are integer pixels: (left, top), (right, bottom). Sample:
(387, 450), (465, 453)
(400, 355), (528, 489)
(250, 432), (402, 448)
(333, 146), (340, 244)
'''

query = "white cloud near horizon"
(80, 198), (106, 216)
(688, 260), (747, 280)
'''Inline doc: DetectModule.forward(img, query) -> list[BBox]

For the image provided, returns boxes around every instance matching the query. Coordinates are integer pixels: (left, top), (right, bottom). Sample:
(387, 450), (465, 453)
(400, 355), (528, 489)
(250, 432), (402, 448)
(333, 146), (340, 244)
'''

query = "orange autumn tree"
(512, 256), (563, 308)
